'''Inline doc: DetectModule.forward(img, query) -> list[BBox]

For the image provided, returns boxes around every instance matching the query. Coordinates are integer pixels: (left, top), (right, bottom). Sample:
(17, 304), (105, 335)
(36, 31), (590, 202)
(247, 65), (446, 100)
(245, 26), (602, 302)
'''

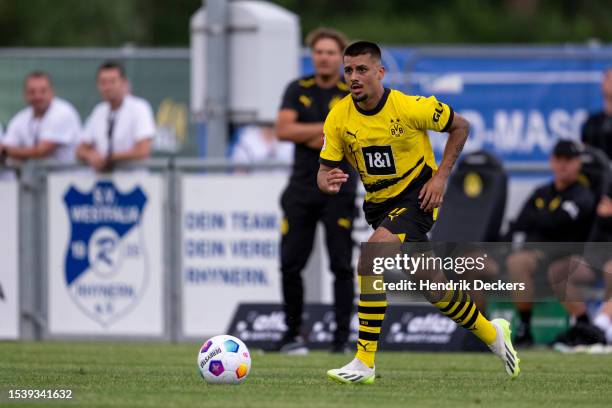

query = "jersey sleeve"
(510, 190), (539, 234)
(319, 111), (344, 167)
(79, 110), (97, 145)
(134, 101), (156, 141)
(405, 95), (454, 133)
(279, 81), (301, 111)
(3, 115), (24, 147)
(39, 106), (81, 145)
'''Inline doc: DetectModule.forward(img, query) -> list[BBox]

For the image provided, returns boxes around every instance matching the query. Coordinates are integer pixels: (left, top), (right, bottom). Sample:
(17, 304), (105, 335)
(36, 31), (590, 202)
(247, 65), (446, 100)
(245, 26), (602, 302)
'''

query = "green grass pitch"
(1, 342), (611, 408)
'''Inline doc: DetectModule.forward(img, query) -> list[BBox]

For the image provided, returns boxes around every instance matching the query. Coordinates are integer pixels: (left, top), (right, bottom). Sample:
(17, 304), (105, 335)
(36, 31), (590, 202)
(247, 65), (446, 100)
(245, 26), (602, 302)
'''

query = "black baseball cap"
(552, 140), (582, 158)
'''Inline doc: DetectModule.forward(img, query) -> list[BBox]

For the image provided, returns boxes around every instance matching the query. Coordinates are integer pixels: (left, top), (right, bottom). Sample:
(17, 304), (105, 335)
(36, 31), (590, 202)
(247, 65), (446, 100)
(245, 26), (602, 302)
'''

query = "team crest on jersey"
(63, 181), (148, 326)
(389, 118), (404, 137)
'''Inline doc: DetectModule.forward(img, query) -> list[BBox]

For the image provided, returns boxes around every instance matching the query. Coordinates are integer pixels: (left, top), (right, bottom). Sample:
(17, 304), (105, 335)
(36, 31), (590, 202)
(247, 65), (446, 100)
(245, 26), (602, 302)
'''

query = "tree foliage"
(0, 0), (610, 46)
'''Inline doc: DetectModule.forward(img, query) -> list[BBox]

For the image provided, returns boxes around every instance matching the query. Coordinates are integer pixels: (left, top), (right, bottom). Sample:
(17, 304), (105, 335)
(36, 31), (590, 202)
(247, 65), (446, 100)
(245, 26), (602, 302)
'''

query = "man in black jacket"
(551, 184), (612, 348)
(582, 68), (612, 159)
(506, 140), (599, 347)
(275, 28), (357, 353)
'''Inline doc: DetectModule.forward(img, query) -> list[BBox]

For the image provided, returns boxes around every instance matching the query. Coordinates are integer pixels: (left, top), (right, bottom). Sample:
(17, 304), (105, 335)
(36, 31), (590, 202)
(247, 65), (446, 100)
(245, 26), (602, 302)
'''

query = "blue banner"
(301, 45), (612, 162)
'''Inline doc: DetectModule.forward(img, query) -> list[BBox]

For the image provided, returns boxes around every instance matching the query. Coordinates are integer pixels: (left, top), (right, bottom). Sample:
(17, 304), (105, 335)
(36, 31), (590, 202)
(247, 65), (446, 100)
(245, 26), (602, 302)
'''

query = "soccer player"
(318, 41), (520, 383)
(275, 28), (357, 353)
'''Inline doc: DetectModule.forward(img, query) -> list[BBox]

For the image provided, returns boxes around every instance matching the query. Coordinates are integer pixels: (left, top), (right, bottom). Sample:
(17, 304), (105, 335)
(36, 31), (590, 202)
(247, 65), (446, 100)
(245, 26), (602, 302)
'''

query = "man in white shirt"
(230, 125), (294, 165)
(0, 71), (81, 163)
(76, 61), (155, 171)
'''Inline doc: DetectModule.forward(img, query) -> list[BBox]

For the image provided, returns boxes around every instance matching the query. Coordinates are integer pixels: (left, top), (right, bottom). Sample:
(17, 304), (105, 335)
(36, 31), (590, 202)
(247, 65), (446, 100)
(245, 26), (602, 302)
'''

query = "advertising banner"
(181, 174), (287, 337)
(227, 303), (485, 351)
(0, 180), (19, 339)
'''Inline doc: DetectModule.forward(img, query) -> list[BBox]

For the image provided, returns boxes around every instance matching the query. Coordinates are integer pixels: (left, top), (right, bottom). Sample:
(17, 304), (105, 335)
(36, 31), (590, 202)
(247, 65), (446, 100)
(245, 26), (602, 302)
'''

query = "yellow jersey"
(320, 88), (454, 203)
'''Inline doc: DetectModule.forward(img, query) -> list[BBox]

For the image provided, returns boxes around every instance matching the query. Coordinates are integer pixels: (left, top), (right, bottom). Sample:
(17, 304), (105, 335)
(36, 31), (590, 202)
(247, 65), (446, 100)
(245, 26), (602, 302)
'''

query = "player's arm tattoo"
(437, 114), (470, 178)
(450, 137), (466, 165)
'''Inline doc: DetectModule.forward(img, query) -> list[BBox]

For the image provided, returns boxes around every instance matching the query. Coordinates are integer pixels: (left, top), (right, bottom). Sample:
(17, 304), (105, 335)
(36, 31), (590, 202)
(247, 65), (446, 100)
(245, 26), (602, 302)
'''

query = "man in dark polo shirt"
(506, 140), (600, 347)
(582, 68), (612, 159)
(275, 28), (357, 354)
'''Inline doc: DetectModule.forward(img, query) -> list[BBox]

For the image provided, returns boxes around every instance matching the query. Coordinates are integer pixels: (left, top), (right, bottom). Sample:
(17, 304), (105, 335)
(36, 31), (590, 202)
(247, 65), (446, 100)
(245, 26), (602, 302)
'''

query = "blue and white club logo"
(63, 181), (149, 326)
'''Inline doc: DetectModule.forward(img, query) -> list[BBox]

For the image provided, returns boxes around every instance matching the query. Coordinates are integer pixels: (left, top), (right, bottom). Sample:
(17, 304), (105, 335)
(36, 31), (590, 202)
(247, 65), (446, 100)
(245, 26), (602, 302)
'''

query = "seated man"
(550, 184), (612, 348)
(591, 188), (612, 344)
(506, 140), (598, 347)
(0, 71), (80, 163)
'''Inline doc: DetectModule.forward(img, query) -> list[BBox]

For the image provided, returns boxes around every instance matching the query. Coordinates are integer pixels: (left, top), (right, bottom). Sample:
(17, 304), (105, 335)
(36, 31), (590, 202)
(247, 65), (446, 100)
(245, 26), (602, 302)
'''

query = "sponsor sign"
(181, 174), (287, 337)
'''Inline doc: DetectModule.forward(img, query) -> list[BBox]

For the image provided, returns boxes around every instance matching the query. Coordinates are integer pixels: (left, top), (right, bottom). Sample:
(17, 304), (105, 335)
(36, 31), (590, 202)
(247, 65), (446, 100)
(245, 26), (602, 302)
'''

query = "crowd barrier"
(0, 159), (582, 341)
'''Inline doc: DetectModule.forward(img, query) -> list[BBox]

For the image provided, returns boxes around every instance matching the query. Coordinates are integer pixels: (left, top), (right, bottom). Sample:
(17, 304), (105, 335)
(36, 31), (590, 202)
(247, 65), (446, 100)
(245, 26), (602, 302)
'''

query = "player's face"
(603, 69), (612, 99)
(24, 77), (54, 115)
(311, 38), (343, 78)
(550, 155), (581, 184)
(343, 53), (385, 103)
(97, 68), (128, 103)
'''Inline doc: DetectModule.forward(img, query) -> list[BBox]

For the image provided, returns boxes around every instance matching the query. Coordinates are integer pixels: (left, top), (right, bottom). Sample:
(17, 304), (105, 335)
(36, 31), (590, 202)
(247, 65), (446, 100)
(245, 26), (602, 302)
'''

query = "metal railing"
(0, 158), (578, 341)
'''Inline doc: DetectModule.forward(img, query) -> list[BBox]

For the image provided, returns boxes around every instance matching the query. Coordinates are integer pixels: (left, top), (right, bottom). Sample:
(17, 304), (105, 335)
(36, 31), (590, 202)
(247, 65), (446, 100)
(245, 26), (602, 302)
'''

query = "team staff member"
(582, 68), (612, 159)
(275, 28), (357, 354)
(1, 71), (80, 163)
(319, 41), (519, 384)
(506, 140), (598, 347)
(548, 184), (612, 349)
(77, 61), (155, 172)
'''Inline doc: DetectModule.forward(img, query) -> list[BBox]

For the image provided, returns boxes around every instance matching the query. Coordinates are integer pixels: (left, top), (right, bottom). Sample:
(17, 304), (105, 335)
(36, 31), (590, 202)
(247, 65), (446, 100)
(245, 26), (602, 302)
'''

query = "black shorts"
(363, 165), (435, 242)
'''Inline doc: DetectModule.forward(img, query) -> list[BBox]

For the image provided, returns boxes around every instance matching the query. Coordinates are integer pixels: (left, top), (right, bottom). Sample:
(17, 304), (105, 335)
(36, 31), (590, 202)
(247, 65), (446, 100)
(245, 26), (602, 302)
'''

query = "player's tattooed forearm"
(448, 138), (466, 167)
(453, 139), (466, 159)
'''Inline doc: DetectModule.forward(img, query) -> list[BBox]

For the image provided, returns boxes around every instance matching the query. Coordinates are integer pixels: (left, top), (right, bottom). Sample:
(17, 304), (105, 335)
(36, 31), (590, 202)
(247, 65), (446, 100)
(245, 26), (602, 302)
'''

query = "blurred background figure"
(588, 185), (612, 345)
(76, 61), (155, 172)
(0, 71), (80, 163)
(230, 125), (294, 166)
(582, 68), (612, 160)
(548, 183), (612, 349)
(505, 140), (600, 347)
(274, 28), (357, 354)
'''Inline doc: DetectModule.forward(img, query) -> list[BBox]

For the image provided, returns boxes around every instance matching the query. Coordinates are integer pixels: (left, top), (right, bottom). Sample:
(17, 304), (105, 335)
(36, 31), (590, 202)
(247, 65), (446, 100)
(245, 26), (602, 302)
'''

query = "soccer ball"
(197, 335), (251, 384)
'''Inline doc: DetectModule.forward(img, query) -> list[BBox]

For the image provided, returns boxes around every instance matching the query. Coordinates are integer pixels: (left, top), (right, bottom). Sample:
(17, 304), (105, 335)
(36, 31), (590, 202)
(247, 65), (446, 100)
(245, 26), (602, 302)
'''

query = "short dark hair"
(97, 60), (126, 78)
(24, 70), (52, 87)
(343, 41), (382, 62)
(306, 27), (348, 52)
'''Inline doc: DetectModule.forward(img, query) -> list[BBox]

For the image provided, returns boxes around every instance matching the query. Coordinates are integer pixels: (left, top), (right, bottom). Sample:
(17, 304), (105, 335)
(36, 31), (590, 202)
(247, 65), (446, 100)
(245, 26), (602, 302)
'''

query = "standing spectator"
(0, 71), (80, 162)
(76, 61), (155, 171)
(274, 28), (357, 354)
(582, 68), (612, 159)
